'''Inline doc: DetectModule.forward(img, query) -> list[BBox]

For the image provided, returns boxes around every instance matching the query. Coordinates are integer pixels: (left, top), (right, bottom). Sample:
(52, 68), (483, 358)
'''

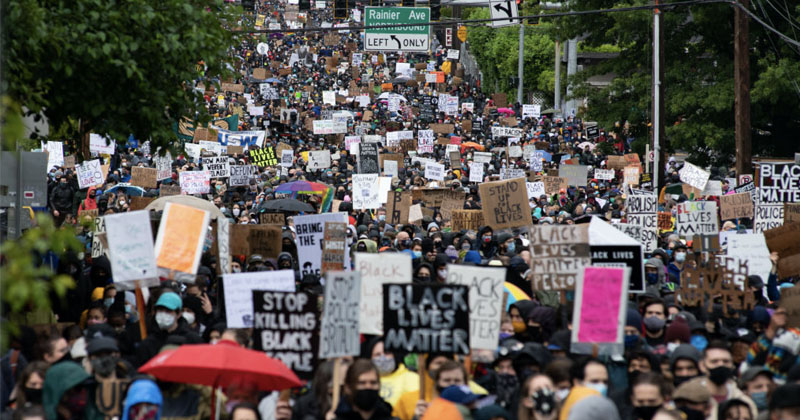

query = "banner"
(223, 270), (295, 328)
(571, 267), (629, 356)
(104, 211), (158, 289)
(253, 290), (319, 379)
(446, 265), (505, 350)
(383, 283), (470, 355)
(179, 171), (210, 194)
(153, 203), (210, 281)
(216, 129), (267, 148)
(294, 213), (350, 279)
(478, 178), (532, 229)
(356, 252), (412, 335)
(319, 271), (361, 359)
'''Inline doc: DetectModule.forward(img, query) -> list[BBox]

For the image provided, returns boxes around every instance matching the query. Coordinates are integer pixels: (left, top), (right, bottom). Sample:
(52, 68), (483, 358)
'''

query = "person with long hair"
(4, 362), (48, 414)
(333, 360), (396, 420)
(518, 374), (559, 420)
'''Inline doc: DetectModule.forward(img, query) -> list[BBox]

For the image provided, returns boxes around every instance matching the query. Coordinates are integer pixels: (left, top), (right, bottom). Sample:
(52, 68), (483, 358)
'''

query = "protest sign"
(543, 176), (569, 195)
(248, 147), (278, 167)
(129, 196), (154, 211)
(727, 233), (772, 288)
(417, 130), (435, 154)
(352, 174), (380, 209)
(425, 162), (445, 181)
(77, 159), (105, 189)
(155, 153), (172, 180)
(356, 253), (412, 335)
(501, 168), (525, 180)
(451, 210), (485, 231)
(223, 270), (295, 328)
(229, 165), (256, 187)
(529, 225), (591, 294)
(522, 104), (541, 119)
(676, 201), (718, 236)
(754, 204), (783, 233)
(594, 169), (615, 181)
(526, 182), (545, 200)
(446, 265), (505, 350)
(280, 150), (294, 167)
(626, 194), (658, 252)
(319, 271), (361, 359)
(478, 178), (532, 230)
(313, 120), (348, 134)
(252, 290), (319, 379)
(491, 127), (523, 138)
(571, 267), (629, 356)
(307, 150), (331, 170)
(759, 163), (800, 204)
(606, 156), (626, 170)
(153, 203), (210, 281)
(785, 203), (800, 223)
(623, 166), (640, 186)
(179, 170), (210, 195)
(764, 222), (800, 278)
(104, 211), (158, 288)
(159, 184), (181, 197)
(294, 213), (350, 278)
(470, 163), (484, 183)
(720, 192), (754, 220)
(408, 204), (423, 223)
(358, 142), (380, 174)
(203, 156), (230, 178)
(679, 162), (710, 190)
(658, 212), (673, 231)
(590, 245), (644, 293)
(321, 222), (347, 272)
(384, 160), (398, 177)
(781, 287), (800, 328)
(230, 224), (282, 258)
(678, 256), (754, 317)
(42, 141), (64, 171)
(386, 191), (411, 225)
(558, 165), (589, 187)
(89, 134), (116, 155)
(383, 283), (470, 355)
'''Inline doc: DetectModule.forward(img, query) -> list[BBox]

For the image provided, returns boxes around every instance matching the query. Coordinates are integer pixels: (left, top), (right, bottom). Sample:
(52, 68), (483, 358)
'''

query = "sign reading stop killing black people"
(383, 283), (470, 355)
(252, 290), (319, 379)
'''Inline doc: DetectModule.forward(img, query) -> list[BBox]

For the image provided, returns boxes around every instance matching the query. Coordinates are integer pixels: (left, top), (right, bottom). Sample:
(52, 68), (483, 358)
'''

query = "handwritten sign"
(179, 171), (210, 195)
(451, 210), (485, 231)
(446, 265), (505, 350)
(595, 169), (615, 181)
(252, 291), (319, 379)
(720, 192), (754, 220)
(104, 211), (158, 288)
(626, 194), (658, 252)
(352, 174), (380, 209)
(294, 213), (350, 279)
(543, 176), (569, 195)
(230, 224), (282, 258)
(153, 203), (210, 280)
(223, 270), (295, 328)
(203, 156), (230, 178)
(478, 178), (532, 230)
(678, 256), (754, 317)
(529, 225), (591, 293)
(356, 252), (412, 335)
(229, 165), (256, 187)
(676, 201), (718, 236)
(679, 161), (710, 190)
(319, 271), (361, 359)
(558, 164), (589, 187)
(77, 159), (105, 189)
(155, 153), (172, 180)
(571, 267), (628, 354)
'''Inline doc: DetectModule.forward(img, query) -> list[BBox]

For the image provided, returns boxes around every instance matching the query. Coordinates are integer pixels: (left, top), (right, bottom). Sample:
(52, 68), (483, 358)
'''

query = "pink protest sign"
(576, 267), (627, 344)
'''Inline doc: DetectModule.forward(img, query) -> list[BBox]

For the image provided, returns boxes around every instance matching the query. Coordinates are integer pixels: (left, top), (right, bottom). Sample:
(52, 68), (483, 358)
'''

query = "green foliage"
(2, 0), (242, 153)
(1, 214), (83, 350)
(464, 7), (556, 102)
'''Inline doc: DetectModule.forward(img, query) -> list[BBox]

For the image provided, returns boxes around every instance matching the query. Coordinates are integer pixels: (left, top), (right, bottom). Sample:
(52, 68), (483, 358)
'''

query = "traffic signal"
(299, 0), (311, 10)
(401, 0), (415, 7)
(334, 0), (348, 19)
(430, 0), (440, 21)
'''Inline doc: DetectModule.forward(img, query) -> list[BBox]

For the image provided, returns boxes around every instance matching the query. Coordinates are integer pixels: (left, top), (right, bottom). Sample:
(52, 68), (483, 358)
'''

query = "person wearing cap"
(670, 344), (702, 387)
(86, 336), (130, 380)
(135, 292), (202, 367)
(421, 384), (481, 420)
(672, 377), (713, 420)
(738, 366), (774, 413)
(666, 244), (688, 282)
(766, 383), (800, 420)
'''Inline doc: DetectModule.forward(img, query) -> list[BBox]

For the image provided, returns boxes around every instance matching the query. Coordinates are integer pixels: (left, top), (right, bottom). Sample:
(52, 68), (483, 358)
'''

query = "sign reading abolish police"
(365, 7), (430, 52)
(383, 283), (470, 355)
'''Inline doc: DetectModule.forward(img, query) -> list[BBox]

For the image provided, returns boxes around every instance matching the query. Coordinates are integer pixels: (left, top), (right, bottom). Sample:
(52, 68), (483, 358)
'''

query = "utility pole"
(517, 22), (525, 104)
(653, 0), (665, 191)
(565, 38), (577, 116)
(554, 39), (561, 109)
(734, 0), (752, 176)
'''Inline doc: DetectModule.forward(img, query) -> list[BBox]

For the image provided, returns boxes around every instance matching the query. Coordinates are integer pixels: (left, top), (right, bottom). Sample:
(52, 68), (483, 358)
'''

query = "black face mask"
(633, 405), (660, 420)
(679, 406), (706, 420)
(708, 366), (733, 385)
(24, 387), (43, 405)
(673, 375), (695, 387)
(352, 389), (380, 411)
(627, 369), (644, 386)
(531, 389), (556, 416)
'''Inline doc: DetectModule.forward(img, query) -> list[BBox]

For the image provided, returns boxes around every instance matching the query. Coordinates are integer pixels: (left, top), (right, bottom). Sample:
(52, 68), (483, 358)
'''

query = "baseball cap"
(441, 385), (481, 405)
(739, 366), (772, 388)
(673, 377), (711, 404)
(86, 336), (119, 355)
(155, 292), (182, 311)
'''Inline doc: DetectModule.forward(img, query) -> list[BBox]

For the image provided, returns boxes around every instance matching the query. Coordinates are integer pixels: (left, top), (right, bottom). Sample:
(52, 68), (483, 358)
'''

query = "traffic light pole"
(517, 22), (524, 104)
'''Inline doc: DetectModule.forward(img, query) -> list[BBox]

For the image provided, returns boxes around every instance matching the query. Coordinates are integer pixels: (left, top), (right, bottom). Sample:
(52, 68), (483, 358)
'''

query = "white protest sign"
(229, 165), (256, 187)
(223, 270), (296, 328)
(473, 152), (492, 164)
(280, 149), (294, 167)
(522, 104), (541, 119)
(104, 211), (158, 288)
(307, 150), (332, 170)
(323, 90), (336, 105)
(526, 182), (546, 200)
(595, 169), (615, 181)
(462, 103), (475, 113)
(356, 253), (412, 335)
(89, 134), (116, 155)
(319, 271), (362, 359)
(294, 213), (350, 278)
(352, 174), (381, 209)
(77, 159), (104, 189)
(447, 49), (460, 60)
(425, 162), (445, 181)
(679, 162), (710, 190)
(203, 156), (230, 178)
(379, 176), (393, 204)
(384, 160), (398, 177)
(155, 153), (172, 180)
(626, 194), (658, 252)
(312, 120), (348, 134)
(345, 136), (362, 151)
(446, 264), (506, 350)
(727, 233), (772, 286)
(676, 201), (719, 236)
(179, 170), (211, 194)
(42, 141), (64, 171)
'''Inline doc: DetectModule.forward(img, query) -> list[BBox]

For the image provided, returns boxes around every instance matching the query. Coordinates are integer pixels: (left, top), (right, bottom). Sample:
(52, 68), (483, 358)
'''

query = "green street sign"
(364, 7), (430, 52)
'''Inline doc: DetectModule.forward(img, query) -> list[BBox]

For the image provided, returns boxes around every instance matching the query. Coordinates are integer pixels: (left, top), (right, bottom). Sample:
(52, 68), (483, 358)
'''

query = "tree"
(558, 0), (800, 165)
(2, 0), (242, 154)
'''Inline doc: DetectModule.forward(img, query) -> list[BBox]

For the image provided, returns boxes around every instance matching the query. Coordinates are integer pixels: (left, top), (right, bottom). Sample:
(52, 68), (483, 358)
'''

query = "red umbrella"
(139, 341), (301, 419)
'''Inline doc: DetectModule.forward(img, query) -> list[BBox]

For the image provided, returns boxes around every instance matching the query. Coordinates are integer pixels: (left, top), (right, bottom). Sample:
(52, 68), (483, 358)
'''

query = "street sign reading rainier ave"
(364, 7), (431, 52)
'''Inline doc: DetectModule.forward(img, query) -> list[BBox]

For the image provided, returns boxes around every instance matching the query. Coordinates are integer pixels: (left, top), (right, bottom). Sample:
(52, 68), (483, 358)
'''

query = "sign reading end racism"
(383, 283), (470, 355)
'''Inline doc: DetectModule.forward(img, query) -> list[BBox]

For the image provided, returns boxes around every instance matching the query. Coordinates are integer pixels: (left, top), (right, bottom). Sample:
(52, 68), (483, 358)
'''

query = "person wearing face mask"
(6, 361), (48, 413)
(134, 292), (202, 367)
(672, 378), (713, 420)
(332, 359), (394, 420)
(43, 361), (102, 420)
(644, 259), (666, 291)
(362, 339), (416, 408)
(699, 343), (757, 419)
(667, 244), (688, 281)
(559, 357), (610, 420)
(85, 303), (107, 328)
(629, 373), (670, 420)
(738, 366), (774, 414)
(508, 301), (538, 339)
(122, 379), (162, 420)
(413, 264), (433, 283)
(518, 374), (559, 420)
(669, 344), (702, 387)
(642, 301), (668, 351)
(476, 227), (497, 259)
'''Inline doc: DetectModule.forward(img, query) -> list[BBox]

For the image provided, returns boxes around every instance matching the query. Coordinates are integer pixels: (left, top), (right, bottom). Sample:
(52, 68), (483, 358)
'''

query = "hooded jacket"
(50, 182), (75, 213)
(43, 361), (102, 420)
(644, 257), (666, 292)
(79, 188), (98, 211)
(123, 379), (163, 420)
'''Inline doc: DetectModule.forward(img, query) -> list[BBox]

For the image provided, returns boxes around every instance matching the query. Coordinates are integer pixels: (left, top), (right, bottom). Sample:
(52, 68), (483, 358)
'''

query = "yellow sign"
(457, 26), (467, 42)
(441, 61), (452, 74)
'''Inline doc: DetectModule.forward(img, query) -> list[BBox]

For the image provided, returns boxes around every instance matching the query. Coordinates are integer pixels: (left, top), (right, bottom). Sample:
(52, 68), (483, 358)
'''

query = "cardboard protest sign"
(720, 192), (754, 220)
(249, 147), (278, 167)
(430, 124), (455, 134)
(386, 191), (412, 225)
(95, 379), (129, 419)
(678, 256), (754, 317)
(63, 155), (76, 169)
(623, 166), (640, 186)
(492, 93), (508, 108)
(321, 222), (347, 273)
(319, 271), (361, 359)
(451, 210), (485, 231)
(230, 224), (282, 258)
(223, 270), (295, 328)
(179, 171), (210, 195)
(658, 212), (674, 231)
(159, 184), (181, 197)
(356, 252), (412, 335)
(252, 290), (319, 379)
(446, 265), (505, 350)
(352, 174), (380, 209)
(606, 156), (626, 170)
(129, 196), (154, 211)
(294, 213), (350, 279)
(154, 203), (210, 281)
(383, 283), (470, 355)
(679, 162), (710, 190)
(781, 286), (800, 328)
(529, 225), (591, 294)
(104, 211), (158, 288)
(542, 176), (569, 195)
(785, 203), (800, 223)
(221, 83), (245, 93)
(229, 165), (256, 187)
(764, 222), (800, 278)
(259, 213), (285, 225)
(626, 194), (658, 252)
(558, 165), (589, 187)
(77, 159), (105, 189)
(571, 267), (629, 355)
(676, 201), (719, 236)
(478, 178), (532, 230)
(203, 156), (230, 178)
(358, 142), (380, 174)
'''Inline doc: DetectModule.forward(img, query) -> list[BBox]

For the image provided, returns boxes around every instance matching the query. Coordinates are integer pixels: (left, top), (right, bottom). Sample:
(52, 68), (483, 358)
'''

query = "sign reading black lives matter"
(358, 142), (380, 174)
(383, 283), (470, 355)
(252, 290), (319, 379)
(319, 271), (361, 359)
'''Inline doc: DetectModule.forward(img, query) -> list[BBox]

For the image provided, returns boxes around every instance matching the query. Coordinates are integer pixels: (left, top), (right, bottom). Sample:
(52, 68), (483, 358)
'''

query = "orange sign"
(154, 203), (210, 276)
(457, 26), (467, 42)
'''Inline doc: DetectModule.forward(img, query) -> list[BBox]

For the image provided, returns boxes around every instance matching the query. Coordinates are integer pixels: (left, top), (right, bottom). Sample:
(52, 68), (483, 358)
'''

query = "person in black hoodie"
(133, 292), (202, 367)
(334, 359), (397, 420)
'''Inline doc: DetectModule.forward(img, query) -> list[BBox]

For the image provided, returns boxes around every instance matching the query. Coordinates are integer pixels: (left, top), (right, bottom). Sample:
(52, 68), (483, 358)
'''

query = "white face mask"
(119, 201), (126, 206)
(155, 312), (176, 330)
(232, 208), (241, 217)
(438, 269), (447, 279)
(182, 311), (196, 325)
